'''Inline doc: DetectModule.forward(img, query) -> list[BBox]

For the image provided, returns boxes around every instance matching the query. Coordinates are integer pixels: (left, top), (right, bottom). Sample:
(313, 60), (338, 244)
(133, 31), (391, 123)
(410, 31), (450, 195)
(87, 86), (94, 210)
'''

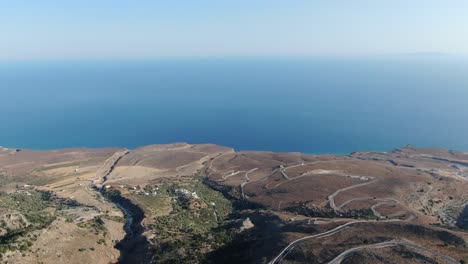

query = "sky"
(1, 1), (468, 60)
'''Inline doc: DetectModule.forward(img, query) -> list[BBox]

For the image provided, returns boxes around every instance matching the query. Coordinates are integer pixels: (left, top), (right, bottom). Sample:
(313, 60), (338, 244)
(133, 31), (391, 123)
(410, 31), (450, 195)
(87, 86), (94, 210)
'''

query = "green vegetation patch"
(146, 178), (237, 263)
(0, 190), (80, 259)
(101, 214), (125, 223)
(0, 191), (54, 225)
(0, 174), (33, 186)
(77, 216), (108, 236)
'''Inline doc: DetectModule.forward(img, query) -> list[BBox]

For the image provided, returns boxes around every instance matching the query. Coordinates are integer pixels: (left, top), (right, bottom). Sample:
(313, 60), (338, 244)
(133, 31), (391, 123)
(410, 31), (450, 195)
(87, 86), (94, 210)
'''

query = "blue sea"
(1, 56), (468, 154)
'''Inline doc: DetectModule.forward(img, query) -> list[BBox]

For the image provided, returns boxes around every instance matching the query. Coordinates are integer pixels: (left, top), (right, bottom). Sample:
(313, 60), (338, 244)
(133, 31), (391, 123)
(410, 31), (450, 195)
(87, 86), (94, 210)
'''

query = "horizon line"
(1, 52), (468, 63)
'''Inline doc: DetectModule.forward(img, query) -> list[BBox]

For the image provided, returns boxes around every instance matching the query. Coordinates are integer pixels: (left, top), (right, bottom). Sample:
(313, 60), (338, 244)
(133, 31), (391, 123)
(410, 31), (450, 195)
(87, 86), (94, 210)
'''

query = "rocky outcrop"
(240, 217), (254, 232)
(0, 209), (29, 236)
(456, 205), (468, 230)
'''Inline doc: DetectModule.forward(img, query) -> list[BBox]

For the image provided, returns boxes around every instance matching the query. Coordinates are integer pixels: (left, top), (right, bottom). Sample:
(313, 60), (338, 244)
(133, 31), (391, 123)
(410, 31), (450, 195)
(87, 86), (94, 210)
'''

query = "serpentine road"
(269, 219), (459, 264)
(269, 220), (401, 264)
(328, 239), (460, 264)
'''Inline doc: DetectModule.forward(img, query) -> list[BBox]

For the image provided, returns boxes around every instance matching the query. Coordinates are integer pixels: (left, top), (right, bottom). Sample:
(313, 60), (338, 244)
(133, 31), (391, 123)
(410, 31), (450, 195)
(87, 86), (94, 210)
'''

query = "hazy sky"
(1, 1), (468, 60)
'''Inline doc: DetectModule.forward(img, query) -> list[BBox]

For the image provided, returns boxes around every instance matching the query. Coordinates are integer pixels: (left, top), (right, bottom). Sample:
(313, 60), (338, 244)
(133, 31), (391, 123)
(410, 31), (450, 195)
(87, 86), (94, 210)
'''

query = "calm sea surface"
(1, 57), (468, 154)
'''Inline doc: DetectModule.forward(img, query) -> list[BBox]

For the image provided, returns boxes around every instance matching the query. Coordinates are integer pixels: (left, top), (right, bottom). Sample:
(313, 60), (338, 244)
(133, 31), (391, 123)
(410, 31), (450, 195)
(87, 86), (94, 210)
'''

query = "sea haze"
(1, 56), (468, 154)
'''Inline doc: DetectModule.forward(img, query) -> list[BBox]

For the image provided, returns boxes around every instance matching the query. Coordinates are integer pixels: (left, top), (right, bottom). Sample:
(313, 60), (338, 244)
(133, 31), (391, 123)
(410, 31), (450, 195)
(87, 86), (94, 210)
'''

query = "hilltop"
(0, 143), (467, 263)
